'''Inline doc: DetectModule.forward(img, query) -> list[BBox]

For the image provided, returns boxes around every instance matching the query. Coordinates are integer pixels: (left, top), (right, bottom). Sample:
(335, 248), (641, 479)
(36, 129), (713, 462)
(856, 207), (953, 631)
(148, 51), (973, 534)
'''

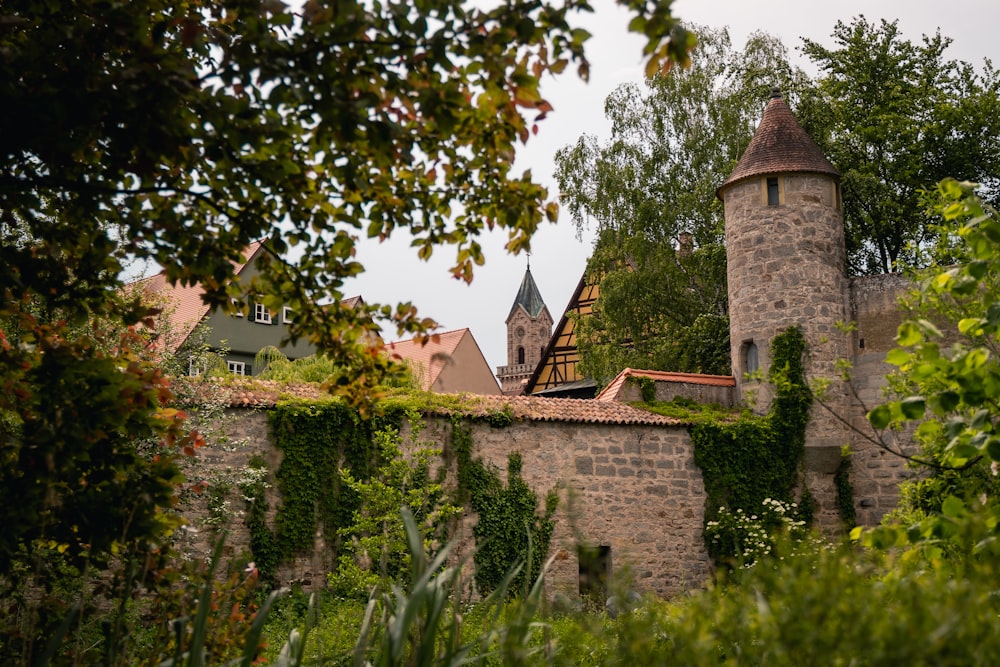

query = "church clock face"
(516, 327), (525, 338)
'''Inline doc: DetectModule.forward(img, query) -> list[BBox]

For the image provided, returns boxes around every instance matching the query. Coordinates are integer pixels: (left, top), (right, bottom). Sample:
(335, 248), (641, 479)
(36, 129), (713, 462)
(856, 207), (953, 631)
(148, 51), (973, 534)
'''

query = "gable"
(524, 273), (598, 396)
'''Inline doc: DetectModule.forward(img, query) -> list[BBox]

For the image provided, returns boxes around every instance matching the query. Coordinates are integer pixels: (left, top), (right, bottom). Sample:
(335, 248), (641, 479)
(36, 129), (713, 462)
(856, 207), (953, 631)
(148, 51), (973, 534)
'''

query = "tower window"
(742, 340), (759, 375)
(517, 346), (525, 364)
(766, 177), (780, 206)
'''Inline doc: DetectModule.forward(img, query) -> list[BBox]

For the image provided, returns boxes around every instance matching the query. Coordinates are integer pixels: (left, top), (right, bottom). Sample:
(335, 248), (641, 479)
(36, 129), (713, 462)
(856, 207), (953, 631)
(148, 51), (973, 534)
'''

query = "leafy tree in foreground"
(0, 0), (691, 575)
(799, 16), (1000, 274)
(555, 27), (805, 384)
(863, 180), (1000, 560)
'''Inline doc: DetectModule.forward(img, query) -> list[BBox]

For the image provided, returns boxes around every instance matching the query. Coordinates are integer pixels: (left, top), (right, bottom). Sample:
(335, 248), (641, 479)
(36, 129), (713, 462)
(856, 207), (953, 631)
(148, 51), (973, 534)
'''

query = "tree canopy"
(798, 17), (1000, 274)
(559, 17), (1000, 385)
(0, 0), (690, 573)
(555, 27), (804, 384)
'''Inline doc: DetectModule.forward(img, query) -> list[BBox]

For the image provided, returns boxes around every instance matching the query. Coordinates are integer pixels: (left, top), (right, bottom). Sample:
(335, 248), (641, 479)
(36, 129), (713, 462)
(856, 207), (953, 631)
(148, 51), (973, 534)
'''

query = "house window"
(253, 302), (272, 324)
(232, 298), (244, 317)
(579, 545), (611, 605)
(766, 177), (780, 206)
(281, 305), (293, 324)
(228, 360), (247, 376)
(517, 346), (525, 364)
(188, 357), (203, 377)
(742, 340), (759, 375)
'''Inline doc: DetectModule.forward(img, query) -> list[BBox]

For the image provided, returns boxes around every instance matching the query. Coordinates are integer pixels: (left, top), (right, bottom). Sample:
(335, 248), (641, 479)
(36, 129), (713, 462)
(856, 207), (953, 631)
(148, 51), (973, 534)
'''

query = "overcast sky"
(345, 0), (1000, 376)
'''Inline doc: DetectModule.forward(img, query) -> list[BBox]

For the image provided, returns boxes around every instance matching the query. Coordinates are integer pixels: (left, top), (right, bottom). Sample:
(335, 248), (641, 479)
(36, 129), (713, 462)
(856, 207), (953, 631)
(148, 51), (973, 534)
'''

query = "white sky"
(345, 0), (1000, 376)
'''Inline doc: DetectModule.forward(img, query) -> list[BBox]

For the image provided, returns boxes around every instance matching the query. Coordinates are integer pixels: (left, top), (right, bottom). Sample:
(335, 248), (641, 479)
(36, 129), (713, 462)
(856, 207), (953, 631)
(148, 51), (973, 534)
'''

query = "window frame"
(228, 360), (247, 376)
(253, 302), (272, 324)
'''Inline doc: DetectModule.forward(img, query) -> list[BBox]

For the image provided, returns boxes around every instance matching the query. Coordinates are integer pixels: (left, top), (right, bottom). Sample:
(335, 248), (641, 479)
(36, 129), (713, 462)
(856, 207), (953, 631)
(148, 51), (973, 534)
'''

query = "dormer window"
(767, 177), (780, 206)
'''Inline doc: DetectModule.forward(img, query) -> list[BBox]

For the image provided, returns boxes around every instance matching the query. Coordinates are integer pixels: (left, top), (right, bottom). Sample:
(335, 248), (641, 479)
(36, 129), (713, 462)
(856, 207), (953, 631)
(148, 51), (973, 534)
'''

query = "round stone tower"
(717, 91), (851, 454)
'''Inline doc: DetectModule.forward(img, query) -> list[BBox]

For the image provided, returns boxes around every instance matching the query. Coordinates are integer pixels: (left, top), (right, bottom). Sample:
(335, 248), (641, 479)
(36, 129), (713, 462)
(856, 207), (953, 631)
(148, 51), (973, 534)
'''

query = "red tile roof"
(718, 92), (839, 198)
(596, 368), (735, 402)
(130, 241), (264, 351)
(386, 328), (469, 391)
(185, 378), (685, 426)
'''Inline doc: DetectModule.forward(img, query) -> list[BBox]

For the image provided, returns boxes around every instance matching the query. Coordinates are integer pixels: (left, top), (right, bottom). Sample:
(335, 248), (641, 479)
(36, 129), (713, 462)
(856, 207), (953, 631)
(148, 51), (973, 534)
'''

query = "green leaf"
(941, 496), (965, 518)
(959, 318), (985, 334)
(885, 348), (911, 366)
(868, 405), (891, 429)
(900, 397), (926, 420)
(897, 322), (921, 347)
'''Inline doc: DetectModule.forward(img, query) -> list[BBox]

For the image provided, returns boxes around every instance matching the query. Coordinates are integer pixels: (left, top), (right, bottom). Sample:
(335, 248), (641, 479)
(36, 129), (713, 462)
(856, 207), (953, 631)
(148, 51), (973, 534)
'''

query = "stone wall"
(848, 273), (921, 525)
(184, 407), (709, 599)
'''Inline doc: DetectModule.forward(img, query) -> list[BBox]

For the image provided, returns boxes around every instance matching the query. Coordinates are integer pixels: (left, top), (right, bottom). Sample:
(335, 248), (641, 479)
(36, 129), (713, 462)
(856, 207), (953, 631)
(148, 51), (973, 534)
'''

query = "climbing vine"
(265, 399), (381, 564)
(632, 375), (657, 403)
(451, 418), (558, 596)
(692, 326), (813, 565)
(247, 392), (555, 595)
(834, 446), (857, 528)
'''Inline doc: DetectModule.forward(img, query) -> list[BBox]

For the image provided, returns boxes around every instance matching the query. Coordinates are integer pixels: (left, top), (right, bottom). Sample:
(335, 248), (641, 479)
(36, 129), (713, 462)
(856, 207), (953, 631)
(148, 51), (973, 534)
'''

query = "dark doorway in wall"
(579, 544), (611, 604)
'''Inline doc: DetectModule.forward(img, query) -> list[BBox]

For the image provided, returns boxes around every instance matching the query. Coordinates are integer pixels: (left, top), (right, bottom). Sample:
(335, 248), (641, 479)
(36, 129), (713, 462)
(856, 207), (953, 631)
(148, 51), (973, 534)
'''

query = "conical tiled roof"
(507, 266), (547, 321)
(717, 91), (839, 198)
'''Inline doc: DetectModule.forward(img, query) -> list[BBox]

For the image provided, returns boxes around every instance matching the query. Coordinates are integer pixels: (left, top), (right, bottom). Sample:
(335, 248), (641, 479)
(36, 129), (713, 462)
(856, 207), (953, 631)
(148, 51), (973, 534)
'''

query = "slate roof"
(506, 267), (547, 321)
(386, 328), (470, 391)
(596, 368), (735, 402)
(717, 91), (839, 198)
(201, 378), (686, 426)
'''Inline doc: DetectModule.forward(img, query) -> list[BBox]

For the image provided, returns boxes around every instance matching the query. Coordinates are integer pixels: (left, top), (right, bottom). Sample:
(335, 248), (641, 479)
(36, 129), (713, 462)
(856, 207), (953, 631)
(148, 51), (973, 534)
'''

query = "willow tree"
(555, 27), (805, 384)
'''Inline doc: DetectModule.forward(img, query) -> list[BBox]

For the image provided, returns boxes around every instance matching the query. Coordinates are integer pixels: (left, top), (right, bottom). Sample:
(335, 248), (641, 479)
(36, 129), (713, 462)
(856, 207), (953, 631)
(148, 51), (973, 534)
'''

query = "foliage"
(243, 454), (280, 585)
(798, 17), (1000, 274)
(0, 0), (689, 592)
(0, 535), (269, 667)
(692, 327), (812, 565)
(258, 349), (419, 389)
(1, 0), (689, 402)
(351, 509), (550, 667)
(703, 498), (809, 567)
(265, 400), (378, 565)
(833, 446), (857, 528)
(452, 420), (558, 596)
(556, 27), (806, 384)
(856, 180), (1000, 562)
(329, 419), (462, 599)
(636, 395), (743, 425)
(0, 320), (190, 575)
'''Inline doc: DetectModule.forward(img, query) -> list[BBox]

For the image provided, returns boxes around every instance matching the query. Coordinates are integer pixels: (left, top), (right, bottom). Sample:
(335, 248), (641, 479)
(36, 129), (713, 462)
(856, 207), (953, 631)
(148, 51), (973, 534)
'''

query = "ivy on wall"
(247, 394), (555, 595)
(451, 418), (558, 596)
(834, 446), (857, 528)
(266, 399), (380, 563)
(692, 326), (813, 564)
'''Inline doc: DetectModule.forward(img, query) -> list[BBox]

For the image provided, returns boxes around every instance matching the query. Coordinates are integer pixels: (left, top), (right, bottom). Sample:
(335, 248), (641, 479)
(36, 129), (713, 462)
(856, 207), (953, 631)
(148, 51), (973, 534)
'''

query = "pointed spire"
(717, 91), (839, 198)
(508, 264), (546, 320)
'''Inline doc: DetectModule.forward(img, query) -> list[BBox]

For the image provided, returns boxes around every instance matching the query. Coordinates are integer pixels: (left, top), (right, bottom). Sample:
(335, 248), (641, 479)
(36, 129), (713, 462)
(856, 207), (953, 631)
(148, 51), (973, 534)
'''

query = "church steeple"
(507, 265), (547, 321)
(497, 262), (554, 395)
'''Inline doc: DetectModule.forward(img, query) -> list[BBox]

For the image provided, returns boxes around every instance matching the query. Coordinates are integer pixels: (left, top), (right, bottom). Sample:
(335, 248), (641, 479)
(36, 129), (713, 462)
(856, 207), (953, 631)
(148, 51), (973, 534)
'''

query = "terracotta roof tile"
(596, 368), (735, 402)
(386, 328), (469, 391)
(718, 92), (838, 198)
(181, 378), (685, 426)
(130, 241), (265, 351)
